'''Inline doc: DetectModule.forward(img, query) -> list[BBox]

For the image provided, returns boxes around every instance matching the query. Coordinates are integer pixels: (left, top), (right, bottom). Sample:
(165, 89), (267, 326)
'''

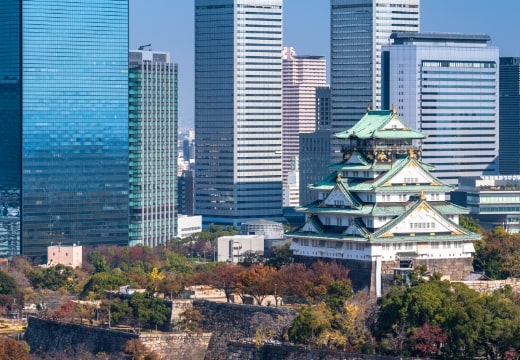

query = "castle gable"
(374, 199), (470, 239)
(320, 183), (360, 208)
(375, 158), (443, 188)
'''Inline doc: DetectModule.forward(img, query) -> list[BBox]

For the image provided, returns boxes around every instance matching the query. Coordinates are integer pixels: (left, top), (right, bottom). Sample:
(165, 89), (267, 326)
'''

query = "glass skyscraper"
(0, 1), (129, 257)
(384, 33), (499, 185)
(129, 50), (178, 247)
(499, 57), (520, 175)
(330, 0), (419, 161)
(195, 0), (284, 226)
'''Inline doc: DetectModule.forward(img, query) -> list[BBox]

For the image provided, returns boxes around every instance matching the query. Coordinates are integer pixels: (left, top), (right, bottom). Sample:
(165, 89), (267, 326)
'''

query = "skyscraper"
(282, 47), (326, 185)
(499, 57), (520, 175)
(195, 0), (284, 226)
(0, 1), (129, 257)
(384, 33), (499, 185)
(330, 0), (420, 160)
(129, 50), (178, 247)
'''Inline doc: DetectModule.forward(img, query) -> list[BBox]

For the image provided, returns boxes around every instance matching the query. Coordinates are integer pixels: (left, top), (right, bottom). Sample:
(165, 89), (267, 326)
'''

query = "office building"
(330, 0), (420, 161)
(195, 0), (284, 226)
(282, 47), (326, 183)
(129, 50), (178, 247)
(453, 175), (520, 234)
(178, 170), (195, 216)
(0, 1), (129, 257)
(499, 57), (520, 175)
(384, 32), (499, 185)
(289, 109), (479, 296)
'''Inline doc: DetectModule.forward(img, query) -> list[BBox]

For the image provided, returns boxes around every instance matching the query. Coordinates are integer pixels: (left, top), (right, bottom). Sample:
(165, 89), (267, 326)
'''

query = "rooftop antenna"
(138, 44), (152, 51)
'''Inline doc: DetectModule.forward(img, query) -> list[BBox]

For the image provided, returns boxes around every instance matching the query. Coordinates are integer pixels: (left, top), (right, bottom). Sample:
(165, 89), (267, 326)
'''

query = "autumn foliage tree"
(0, 338), (31, 360)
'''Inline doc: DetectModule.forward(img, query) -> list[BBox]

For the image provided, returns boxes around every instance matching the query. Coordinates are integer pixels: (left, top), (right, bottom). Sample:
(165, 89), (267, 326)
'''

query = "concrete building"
(384, 32), (500, 185)
(330, 0), (420, 161)
(194, 0), (284, 227)
(499, 57), (520, 175)
(453, 175), (520, 234)
(177, 215), (203, 239)
(283, 170), (300, 208)
(240, 219), (285, 249)
(282, 47), (326, 188)
(289, 109), (479, 297)
(47, 245), (82, 268)
(217, 235), (264, 263)
(0, 1), (129, 257)
(129, 50), (178, 248)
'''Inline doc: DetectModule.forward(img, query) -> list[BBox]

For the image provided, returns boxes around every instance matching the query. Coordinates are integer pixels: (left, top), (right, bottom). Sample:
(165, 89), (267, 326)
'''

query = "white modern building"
(129, 50), (178, 247)
(384, 32), (499, 185)
(194, 0), (284, 226)
(330, 0), (420, 161)
(217, 235), (264, 263)
(177, 215), (203, 239)
(282, 47), (326, 189)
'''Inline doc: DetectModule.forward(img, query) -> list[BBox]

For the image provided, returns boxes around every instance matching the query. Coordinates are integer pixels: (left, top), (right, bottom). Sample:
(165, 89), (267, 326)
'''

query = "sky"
(130, 1), (520, 129)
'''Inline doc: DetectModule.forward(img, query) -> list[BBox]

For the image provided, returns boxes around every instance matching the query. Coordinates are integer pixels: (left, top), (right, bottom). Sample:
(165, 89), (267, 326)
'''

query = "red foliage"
(411, 322), (447, 356)
(51, 300), (76, 321)
(0, 338), (31, 360)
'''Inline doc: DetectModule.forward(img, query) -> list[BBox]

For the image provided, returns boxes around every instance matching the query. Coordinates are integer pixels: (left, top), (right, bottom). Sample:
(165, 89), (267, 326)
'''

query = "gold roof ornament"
(420, 190), (426, 200)
(336, 172), (342, 183)
(367, 104), (371, 112)
(392, 103), (397, 114)
(408, 147), (417, 159)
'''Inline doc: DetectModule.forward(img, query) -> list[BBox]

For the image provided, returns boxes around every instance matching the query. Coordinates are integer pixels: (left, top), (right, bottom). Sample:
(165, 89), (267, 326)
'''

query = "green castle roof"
(335, 109), (427, 140)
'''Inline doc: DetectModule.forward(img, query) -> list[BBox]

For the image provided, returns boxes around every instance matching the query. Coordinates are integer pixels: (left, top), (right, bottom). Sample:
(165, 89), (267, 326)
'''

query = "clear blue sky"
(130, 1), (520, 128)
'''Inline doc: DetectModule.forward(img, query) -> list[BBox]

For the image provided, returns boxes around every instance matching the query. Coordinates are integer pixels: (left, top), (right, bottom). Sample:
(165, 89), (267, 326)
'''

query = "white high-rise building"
(195, 0), (284, 226)
(330, 0), (420, 161)
(282, 47), (326, 186)
(129, 50), (178, 247)
(384, 33), (499, 185)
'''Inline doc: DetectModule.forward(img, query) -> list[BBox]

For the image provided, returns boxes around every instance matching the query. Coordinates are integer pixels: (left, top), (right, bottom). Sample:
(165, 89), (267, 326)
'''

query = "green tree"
(81, 269), (130, 298)
(459, 215), (481, 233)
(130, 293), (170, 330)
(0, 271), (18, 295)
(88, 251), (110, 273)
(27, 264), (75, 291)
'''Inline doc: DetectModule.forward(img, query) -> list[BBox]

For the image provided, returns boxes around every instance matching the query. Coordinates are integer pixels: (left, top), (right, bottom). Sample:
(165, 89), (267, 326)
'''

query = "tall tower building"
(129, 50), (178, 247)
(499, 57), (520, 175)
(330, 0), (420, 160)
(385, 33), (499, 185)
(282, 47), (326, 184)
(0, 1), (129, 257)
(195, 0), (284, 226)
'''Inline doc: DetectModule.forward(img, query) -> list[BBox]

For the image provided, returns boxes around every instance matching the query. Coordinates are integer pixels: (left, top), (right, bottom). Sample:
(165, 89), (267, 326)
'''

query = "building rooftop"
(390, 32), (491, 44)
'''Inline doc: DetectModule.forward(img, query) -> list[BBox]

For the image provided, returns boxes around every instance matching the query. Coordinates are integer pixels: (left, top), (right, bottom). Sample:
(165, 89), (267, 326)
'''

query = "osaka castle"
(288, 108), (480, 297)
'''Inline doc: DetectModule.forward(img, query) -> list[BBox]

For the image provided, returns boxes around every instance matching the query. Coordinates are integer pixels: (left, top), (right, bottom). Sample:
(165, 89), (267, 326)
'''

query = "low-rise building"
(217, 235), (264, 263)
(47, 244), (82, 268)
(177, 215), (202, 239)
(452, 175), (520, 233)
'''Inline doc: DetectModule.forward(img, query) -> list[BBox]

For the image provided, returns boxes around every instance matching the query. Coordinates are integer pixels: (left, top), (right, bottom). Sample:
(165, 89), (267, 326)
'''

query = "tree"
(265, 242), (293, 269)
(81, 269), (130, 298)
(459, 215), (481, 233)
(88, 251), (110, 273)
(0, 271), (18, 295)
(27, 264), (75, 291)
(130, 293), (170, 330)
(194, 264), (244, 302)
(0, 338), (31, 360)
(288, 302), (333, 346)
(236, 264), (276, 305)
(411, 323), (448, 357)
(178, 307), (202, 332)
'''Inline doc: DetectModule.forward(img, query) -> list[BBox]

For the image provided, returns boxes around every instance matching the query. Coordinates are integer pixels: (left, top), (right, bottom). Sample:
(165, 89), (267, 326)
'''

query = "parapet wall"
(25, 317), (137, 355)
(193, 300), (296, 360)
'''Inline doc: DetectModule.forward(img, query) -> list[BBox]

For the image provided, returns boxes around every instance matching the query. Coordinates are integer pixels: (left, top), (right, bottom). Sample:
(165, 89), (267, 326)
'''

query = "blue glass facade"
(0, 1), (129, 257)
(0, 2), (22, 256)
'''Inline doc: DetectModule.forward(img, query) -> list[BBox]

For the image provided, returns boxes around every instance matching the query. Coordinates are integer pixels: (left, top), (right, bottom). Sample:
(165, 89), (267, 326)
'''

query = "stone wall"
(193, 300), (296, 360)
(226, 341), (405, 360)
(24, 317), (137, 355)
(139, 332), (211, 360)
(454, 278), (520, 294)
(380, 257), (474, 281)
